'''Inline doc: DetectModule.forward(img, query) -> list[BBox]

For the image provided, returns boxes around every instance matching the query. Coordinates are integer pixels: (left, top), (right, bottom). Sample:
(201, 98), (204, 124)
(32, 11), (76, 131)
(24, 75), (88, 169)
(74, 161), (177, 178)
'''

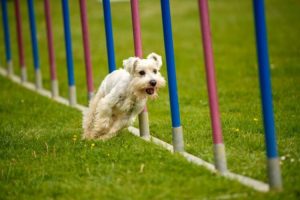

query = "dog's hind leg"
(95, 119), (128, 141)
(82, 86), (107, 139)
(83, 87), (121, 140)
(91, 92), (119, 138)
(95, 131), (119, 141)
(109, 117), (132, 134)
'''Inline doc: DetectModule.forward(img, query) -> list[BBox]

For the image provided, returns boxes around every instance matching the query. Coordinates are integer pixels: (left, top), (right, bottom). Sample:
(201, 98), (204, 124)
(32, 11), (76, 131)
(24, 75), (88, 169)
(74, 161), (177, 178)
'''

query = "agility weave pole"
(198, 0), (227, 173)
(160, 0), (184, 152)
(253, 0), (282, 190)
(1, 0), (13, 76)
(14, 0), (26, 82)
(79, 0), (94, 101)
(44, 0), (59, 98)
(0, 0), (281, 192)
(62, 0), (77, 106)
(130, 0), (150, 138)
(102, 0), (116, 73)
(27, 0), (42, 90)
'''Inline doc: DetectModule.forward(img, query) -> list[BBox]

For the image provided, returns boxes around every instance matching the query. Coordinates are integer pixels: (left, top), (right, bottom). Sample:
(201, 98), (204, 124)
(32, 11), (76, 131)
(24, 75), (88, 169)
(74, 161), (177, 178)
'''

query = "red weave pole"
(14, 0), (25, 68)
(131, 0), (147, 112)
(130, 0), (143, 58)
(130, 0), (150, 136)
(198, 0), (223, 144)
(79, 0), (94, 97)
(198, 0), (227, 172)
(44, 0), (57, 80)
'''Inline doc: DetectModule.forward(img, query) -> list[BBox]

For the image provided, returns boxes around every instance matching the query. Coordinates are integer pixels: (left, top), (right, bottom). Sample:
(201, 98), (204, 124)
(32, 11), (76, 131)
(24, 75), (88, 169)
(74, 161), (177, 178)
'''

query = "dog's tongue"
(146, 88), (155, 95)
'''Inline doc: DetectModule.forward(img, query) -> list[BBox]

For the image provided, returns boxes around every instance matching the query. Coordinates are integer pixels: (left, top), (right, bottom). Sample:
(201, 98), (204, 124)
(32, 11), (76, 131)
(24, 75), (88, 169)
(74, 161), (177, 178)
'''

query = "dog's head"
(123, 53), (166, 98)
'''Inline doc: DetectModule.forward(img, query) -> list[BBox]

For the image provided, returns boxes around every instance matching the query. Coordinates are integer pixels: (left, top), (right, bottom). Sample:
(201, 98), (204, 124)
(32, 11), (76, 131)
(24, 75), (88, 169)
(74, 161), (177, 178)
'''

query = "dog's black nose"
(150, 80), (157, 86)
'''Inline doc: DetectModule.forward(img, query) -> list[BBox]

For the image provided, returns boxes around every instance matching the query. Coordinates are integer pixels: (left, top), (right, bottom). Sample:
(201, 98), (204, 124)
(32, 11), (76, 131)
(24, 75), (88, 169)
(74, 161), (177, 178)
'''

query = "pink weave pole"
(130, 0), (142, 57)
(198, 0), (227, 173)
(14, 0), (26, 82)
(79, 0), (94, 100)
(44, 0), (59, 97)
(130, 0), (150, 138)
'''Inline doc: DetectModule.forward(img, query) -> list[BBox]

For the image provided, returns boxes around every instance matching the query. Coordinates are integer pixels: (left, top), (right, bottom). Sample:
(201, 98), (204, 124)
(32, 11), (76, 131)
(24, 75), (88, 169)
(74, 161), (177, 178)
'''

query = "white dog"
(82, 53), (166, 140)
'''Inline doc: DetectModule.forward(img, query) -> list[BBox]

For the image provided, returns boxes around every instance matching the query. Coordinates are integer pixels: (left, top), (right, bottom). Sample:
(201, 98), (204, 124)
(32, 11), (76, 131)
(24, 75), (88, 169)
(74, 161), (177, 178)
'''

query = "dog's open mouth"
(145, 88), (155, 95)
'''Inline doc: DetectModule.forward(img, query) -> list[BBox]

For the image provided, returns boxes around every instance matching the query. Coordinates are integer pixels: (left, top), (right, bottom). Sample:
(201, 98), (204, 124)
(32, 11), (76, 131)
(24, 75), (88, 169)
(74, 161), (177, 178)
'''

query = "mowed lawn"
(0, 0), (299, 199)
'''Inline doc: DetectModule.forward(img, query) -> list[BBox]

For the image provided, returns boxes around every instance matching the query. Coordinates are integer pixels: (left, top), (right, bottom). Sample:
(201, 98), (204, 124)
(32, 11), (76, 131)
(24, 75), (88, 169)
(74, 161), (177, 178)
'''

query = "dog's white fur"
(82, 53), (166, 140)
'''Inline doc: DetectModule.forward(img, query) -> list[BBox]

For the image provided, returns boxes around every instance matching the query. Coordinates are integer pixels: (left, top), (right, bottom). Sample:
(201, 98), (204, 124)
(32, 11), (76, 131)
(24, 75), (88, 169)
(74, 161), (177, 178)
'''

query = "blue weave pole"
(1, 0), (13, 75)
(102, 0), (116, 72)
(62, 0), (76, 106)
(160, 0), (184, 152)
(27, 0), (42, 89)
(27, 0), (39, 70)
(253, 0), (282, 190)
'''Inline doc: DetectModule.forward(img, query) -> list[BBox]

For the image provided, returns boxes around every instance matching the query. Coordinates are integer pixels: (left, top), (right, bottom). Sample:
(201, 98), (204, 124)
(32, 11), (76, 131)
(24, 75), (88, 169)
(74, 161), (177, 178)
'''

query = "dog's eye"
(139, 71), (145, 76)
(153, 69), (157, 74)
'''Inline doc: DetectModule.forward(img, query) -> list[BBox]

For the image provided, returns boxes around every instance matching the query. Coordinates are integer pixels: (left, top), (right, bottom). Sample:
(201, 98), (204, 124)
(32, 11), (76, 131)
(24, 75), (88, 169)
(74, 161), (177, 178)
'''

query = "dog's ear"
(123, 57), (139, 74)
(147, 53), (162, 69)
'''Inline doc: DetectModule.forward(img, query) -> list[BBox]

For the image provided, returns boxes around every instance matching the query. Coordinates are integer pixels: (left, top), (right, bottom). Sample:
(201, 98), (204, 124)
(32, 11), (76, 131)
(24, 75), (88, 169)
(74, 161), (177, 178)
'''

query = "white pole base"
(21, 66), (27, 83)
(51, 79), (59, 98)
(7, 60), (13, 77)
(267, 157), (282, 190)
(69, 85), (77, 106)
(138, 110), (150, 139)
(35, 68), (42, 90)
(213, 143), (228, 174)
(172, 126), (184, 152)
(88, 92), (94, 101)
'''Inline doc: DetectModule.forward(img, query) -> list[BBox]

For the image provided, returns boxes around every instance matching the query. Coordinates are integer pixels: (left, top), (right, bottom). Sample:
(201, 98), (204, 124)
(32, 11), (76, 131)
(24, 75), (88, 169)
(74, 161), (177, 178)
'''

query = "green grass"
(0, 76), (255, 199)
(0, 0), (299, 199)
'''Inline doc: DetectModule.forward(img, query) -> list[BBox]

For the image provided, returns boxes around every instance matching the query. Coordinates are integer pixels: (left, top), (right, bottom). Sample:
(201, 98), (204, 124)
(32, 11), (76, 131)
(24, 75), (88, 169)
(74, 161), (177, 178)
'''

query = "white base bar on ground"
(1, 67), (67, 106)
(0, 67), (270, 192)
(223, 171), (269, 192)
(128, 126), (269, 192)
